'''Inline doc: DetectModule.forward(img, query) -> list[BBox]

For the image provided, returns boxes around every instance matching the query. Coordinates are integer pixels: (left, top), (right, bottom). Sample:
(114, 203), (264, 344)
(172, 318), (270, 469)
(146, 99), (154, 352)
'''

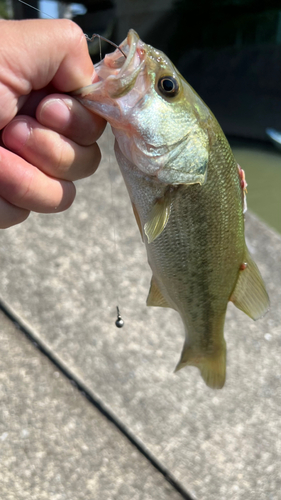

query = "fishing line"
(93, 44), (124, 328)
(17, 1), (127, 59)
(98, 36), (102, 61)
(106, 128), (124, 328)
(18, 0), (55, 19)
(85, 34), (127, 59)
(89, 37), (125, 327)
(17, 0), (124, 328)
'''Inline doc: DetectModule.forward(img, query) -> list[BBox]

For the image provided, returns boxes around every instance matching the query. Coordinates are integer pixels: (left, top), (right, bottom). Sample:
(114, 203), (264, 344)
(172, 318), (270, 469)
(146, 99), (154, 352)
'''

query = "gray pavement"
(0, 128), (280, 499)
(0, 310), (183, 500)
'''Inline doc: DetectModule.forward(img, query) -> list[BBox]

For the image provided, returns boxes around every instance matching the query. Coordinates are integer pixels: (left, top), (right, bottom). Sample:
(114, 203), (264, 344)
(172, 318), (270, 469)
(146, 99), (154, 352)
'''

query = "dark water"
(231, 145), (281, 234)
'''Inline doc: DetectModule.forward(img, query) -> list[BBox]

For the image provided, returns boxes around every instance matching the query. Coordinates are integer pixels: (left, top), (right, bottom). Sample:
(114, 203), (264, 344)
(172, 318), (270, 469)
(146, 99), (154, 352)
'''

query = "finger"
(0, 19), (95, 128)
(0, 197), (30, 229)
(19, 87), (55, 119)
(0, 146), (76, 213)
(2, 117), (102, 181)
(37, 95), (106, 146)
(1, 19), (94, 90)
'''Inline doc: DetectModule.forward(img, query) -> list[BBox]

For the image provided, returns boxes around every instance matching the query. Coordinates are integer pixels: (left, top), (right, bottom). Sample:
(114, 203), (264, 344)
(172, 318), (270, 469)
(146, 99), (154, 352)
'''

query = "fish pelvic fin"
(174, 340), (226, 390)
(230, 247), (270, 320)
(146, 275), (174, 309)
(144, 191), (172, 244)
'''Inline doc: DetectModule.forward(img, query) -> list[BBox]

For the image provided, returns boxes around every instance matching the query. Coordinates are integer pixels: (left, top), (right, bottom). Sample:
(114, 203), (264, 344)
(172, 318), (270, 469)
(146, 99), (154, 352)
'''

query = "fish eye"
(158, 76), (179, 97)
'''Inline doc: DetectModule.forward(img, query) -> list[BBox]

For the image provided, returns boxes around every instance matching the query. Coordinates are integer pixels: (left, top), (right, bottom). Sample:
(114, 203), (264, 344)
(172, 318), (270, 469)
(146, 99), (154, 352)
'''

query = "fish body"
(74, 30), (269, 388)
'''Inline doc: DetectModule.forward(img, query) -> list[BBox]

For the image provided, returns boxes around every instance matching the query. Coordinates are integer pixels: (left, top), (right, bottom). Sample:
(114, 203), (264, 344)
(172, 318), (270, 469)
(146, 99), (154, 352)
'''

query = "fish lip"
(72, 29), (142, 97)
(117, 29), (140, 77)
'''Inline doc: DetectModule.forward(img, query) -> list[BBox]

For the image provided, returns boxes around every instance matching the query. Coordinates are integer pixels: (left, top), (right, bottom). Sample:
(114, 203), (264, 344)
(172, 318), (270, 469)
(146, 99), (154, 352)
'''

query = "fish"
(73, 29), (269, 389)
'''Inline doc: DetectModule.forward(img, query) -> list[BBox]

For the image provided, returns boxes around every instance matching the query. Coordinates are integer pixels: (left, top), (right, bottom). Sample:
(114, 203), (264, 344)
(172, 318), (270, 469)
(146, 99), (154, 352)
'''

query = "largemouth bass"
(74, 30), (269, 389)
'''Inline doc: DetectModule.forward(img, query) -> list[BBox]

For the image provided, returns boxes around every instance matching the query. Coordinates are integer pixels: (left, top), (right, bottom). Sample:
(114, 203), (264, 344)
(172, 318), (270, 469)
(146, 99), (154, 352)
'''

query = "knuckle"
(62, 19), (86, 49)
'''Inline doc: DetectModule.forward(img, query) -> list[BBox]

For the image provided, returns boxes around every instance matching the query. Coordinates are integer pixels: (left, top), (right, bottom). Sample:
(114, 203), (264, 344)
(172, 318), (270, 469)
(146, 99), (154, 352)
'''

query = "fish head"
(74, 30), (211, 185)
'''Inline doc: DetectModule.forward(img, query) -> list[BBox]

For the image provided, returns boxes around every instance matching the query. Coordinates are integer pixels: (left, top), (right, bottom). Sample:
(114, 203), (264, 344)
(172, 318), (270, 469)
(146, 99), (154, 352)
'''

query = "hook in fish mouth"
(72, 30), (145, 98)
(85, 33), (127, 59)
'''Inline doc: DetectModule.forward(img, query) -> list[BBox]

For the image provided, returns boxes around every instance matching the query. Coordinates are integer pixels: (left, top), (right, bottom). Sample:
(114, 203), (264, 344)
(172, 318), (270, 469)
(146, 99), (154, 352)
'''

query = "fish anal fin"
(175, 340), (226, 390)
(146, 276), (172, 308)
(144, 192), (172, 244)
(132, 202), (144, 242)
(230, 247), (270, 320)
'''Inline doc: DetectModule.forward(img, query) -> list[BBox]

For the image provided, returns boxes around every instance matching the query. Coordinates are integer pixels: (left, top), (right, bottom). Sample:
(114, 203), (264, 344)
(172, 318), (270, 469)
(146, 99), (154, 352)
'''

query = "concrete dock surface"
(0, 129), (280, 500)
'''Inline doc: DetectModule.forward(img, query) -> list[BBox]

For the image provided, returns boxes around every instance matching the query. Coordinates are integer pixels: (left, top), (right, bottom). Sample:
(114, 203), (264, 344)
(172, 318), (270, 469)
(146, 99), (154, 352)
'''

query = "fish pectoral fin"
(174, 341), (226, 390)
(144, 193), (172, 244)
(146, 276), (173, 308)
(230, 247), (270, 320)
(132, 202), (144, 242)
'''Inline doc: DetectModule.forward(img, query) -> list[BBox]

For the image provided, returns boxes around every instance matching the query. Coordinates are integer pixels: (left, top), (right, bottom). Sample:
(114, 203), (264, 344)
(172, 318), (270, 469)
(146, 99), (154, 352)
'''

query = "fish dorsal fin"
(230, 247), (270, 320)
(147, 276), (173, 308)
(144, 192), (172, 244)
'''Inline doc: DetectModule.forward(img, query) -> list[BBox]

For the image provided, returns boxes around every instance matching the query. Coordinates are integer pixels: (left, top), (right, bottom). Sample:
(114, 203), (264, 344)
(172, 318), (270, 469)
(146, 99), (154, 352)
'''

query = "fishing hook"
(85, 34), (127, 59)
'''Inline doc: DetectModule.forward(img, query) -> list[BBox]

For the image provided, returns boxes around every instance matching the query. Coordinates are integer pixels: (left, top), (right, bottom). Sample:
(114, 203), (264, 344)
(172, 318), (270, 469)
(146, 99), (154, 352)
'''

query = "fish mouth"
(73, 29), (146, 100)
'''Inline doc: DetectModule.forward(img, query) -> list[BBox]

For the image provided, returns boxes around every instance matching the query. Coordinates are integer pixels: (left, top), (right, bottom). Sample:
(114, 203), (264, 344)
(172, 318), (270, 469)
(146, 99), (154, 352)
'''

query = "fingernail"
(2, 119), (30, 152)
(39, 98), (71, 128)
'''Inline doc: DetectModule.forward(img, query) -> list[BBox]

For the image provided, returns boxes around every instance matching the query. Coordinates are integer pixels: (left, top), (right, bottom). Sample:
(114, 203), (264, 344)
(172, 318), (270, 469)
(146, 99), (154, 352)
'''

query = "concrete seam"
(0, 295), (194, 500)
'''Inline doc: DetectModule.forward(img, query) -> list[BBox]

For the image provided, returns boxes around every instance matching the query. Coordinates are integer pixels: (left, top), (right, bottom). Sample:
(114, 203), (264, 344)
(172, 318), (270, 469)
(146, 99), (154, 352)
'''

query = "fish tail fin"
(175, 339), (226, 390)
(198, 345), (226, 389)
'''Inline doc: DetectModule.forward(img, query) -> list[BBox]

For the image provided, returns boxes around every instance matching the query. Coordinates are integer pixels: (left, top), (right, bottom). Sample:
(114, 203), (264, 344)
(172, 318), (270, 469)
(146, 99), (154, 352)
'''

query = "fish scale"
(74, 29), (269, 389)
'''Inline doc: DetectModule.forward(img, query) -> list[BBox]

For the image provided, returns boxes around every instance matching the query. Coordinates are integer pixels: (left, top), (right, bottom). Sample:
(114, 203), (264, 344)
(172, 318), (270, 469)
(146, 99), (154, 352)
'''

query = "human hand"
(0, 19), (106, 228)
